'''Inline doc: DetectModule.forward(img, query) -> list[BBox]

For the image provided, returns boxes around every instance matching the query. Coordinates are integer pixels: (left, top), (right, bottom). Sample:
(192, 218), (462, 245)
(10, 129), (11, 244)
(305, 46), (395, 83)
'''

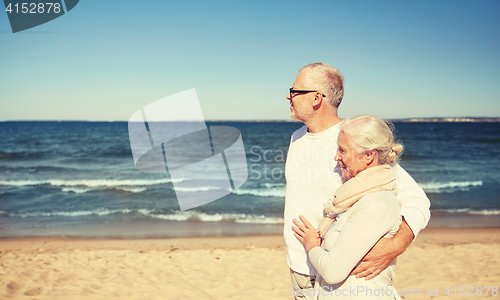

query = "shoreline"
(2, 211), (499, 241)
(1, 227), (499, 251)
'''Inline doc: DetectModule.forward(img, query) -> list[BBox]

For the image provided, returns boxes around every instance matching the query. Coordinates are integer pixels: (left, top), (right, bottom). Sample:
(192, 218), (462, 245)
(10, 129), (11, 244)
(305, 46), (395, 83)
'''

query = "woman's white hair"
(340, 115), (403, 164)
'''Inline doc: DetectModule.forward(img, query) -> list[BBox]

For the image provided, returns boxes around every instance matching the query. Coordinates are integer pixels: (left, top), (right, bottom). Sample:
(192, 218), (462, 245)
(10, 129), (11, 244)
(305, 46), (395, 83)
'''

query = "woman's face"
(334, 131), (370, 179)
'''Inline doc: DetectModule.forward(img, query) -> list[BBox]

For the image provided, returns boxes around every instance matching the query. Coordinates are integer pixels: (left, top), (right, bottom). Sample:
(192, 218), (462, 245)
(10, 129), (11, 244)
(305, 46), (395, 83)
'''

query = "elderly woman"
(292, 115), (403, 300)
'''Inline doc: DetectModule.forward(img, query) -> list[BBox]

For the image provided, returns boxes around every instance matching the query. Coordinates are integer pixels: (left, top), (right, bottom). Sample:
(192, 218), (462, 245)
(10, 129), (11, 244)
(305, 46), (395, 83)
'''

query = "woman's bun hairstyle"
(339, 115), (403, 164)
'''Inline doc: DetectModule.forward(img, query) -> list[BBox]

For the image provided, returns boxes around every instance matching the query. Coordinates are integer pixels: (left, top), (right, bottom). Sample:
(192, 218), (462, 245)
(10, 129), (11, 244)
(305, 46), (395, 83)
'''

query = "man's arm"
(299, 195), (401, 285)
(350, 218), (413, 280)
(393, 163), (431, 238)
(350, 164), (431, 279)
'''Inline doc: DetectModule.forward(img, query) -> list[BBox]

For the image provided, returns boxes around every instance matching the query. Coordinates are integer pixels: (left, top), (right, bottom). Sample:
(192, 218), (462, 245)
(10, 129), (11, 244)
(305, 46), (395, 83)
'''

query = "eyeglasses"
(289, 88), (326, 98)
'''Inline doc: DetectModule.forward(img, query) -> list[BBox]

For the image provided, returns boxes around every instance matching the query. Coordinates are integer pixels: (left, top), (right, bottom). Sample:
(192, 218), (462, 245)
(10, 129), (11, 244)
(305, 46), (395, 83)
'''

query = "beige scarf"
(317, 165), (397, 239)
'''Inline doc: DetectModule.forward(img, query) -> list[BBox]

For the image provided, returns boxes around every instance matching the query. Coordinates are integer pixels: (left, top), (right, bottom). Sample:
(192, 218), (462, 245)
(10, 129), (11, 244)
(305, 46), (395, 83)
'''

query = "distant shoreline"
(388, 117), (500, 123)
(2, 117), (500, 123)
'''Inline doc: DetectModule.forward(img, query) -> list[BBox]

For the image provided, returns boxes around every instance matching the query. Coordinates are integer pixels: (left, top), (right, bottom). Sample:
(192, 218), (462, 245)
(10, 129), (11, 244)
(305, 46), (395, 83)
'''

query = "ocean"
(0, 121), (499, 239)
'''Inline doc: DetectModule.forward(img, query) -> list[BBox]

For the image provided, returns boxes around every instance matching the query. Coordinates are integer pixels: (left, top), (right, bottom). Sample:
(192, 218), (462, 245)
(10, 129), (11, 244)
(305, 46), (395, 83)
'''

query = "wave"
(139, 210), (284, 224)
(0, 178), (182, 187)
(6, 208), (133, 218)
(3, 208), (284, 224)
(231, 183), (286, 197)
(0, 179), (284, 196)
(59, 186), (148, 194)
(263, 183), (286, 188)
(116, 187), (148, 193)
(232, 187), (286, 198)
(432, 208), (500, 215)
(0, 166), (77, 173)
(175, 186), (225, 192)
(61, 187), (92, 194)
(0, 178), (183, 193)
(418, 181), (483, 193)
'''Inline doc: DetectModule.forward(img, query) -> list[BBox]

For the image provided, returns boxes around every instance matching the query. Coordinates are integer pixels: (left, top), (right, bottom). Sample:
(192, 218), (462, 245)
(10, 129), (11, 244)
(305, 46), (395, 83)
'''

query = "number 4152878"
(5, 3), (62, 14)
(443, 286), (498, 297)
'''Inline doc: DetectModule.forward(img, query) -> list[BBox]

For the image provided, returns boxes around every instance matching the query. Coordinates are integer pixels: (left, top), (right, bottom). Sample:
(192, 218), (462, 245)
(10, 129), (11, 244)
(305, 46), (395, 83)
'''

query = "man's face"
(287, 71), (314, 122)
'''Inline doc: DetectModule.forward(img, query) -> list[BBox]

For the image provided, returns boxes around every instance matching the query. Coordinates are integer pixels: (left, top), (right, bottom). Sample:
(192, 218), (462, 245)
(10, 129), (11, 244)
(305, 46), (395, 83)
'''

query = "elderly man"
(284, 62), (430, 299)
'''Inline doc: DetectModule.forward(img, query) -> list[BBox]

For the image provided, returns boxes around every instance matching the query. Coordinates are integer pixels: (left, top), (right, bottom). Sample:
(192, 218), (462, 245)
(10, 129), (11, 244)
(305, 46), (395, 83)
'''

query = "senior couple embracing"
(283, 63), (430, 300)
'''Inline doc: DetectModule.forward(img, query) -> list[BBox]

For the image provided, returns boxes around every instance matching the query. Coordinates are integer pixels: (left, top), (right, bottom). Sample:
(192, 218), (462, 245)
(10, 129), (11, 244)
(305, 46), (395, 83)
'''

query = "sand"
(0, 228), (499, 300)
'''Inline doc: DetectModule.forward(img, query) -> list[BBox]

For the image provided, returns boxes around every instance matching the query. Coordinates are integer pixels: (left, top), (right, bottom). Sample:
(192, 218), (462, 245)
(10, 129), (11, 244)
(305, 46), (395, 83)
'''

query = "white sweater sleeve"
(308, 194), (400, 285)
(392, 163), (431, 239)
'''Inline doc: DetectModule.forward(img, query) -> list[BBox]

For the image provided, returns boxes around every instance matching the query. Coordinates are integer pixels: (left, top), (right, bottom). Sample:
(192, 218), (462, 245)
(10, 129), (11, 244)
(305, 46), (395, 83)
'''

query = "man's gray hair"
(300, 62), (344, 109)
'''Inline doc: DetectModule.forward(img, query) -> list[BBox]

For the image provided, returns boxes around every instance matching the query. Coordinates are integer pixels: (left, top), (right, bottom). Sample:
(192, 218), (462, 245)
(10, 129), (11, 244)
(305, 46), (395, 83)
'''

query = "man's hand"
(351, 218), (414, 280)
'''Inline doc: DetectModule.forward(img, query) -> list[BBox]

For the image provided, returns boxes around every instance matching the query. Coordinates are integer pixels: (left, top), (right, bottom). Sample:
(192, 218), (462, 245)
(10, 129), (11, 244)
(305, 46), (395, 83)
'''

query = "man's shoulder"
(290, 125), (308, 142)
(289, 123), (343, 144)
(391, 163), (417, 184)
(390, 163), (427, 196)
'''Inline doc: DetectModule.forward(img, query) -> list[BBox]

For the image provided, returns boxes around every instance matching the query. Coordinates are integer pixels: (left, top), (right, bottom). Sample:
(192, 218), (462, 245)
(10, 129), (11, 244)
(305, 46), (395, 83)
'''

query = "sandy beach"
(0, 228), (499, 300)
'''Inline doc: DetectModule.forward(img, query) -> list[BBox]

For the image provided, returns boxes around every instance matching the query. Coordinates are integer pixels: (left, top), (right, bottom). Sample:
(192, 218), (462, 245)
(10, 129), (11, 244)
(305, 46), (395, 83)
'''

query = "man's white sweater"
(284, 123), (431, 276)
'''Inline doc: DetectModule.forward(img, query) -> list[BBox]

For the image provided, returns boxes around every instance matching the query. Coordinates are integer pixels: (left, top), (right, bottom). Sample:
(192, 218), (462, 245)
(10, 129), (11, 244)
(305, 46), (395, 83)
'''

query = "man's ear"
(312, 92), (323, 107)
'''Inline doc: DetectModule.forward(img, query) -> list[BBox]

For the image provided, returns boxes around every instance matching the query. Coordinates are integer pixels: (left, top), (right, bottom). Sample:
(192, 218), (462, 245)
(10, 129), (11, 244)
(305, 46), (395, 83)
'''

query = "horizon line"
(1, 116), (500, 123)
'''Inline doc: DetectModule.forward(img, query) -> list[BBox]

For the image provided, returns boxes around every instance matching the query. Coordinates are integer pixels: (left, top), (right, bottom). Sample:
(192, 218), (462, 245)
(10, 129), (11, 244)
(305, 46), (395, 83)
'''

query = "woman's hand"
(292, 215), (322, 253)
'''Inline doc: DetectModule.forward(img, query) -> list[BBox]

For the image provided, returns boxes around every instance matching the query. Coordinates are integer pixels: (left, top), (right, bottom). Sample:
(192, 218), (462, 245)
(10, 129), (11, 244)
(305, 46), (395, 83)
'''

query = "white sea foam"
(62, 187), (91, 194)
(148, 212), (225, 221)
(174, 186), (223, 192)
(116, 187), (148, 193)
(235, 216), (284, 224)
(139, 210), (284, 224)
(0, 178), (179, 194)
(61, 186), (147, 193)
(4, 207), (286, 224)
(263, 183), (286, 188)
(9, 208), (133, 218)
(418, 181), (483, 193)
(232, 187), (286, 197)
(468, 209), (500, 215)
(145, 211), (242, 222)
(433, 208), (500, 215)
(0, 178), (183, 187)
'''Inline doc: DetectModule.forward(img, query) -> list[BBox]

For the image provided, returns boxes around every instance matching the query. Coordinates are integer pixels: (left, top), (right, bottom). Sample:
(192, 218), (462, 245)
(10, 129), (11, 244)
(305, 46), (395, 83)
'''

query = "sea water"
(0, 121), (499, 238)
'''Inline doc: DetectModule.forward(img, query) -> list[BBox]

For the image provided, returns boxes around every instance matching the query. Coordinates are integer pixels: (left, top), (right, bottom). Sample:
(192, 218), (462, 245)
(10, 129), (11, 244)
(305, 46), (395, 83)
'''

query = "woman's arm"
(307, 194), (400, 284)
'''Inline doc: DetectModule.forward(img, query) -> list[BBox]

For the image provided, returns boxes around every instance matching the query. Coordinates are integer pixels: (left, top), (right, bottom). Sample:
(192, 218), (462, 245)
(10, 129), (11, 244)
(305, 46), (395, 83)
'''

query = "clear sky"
(1, 0), (499, 121)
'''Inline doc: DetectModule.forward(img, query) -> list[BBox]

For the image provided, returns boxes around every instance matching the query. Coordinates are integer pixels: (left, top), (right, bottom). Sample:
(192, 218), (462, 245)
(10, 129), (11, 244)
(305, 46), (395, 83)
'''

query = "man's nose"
(334, 151), (340, 161)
